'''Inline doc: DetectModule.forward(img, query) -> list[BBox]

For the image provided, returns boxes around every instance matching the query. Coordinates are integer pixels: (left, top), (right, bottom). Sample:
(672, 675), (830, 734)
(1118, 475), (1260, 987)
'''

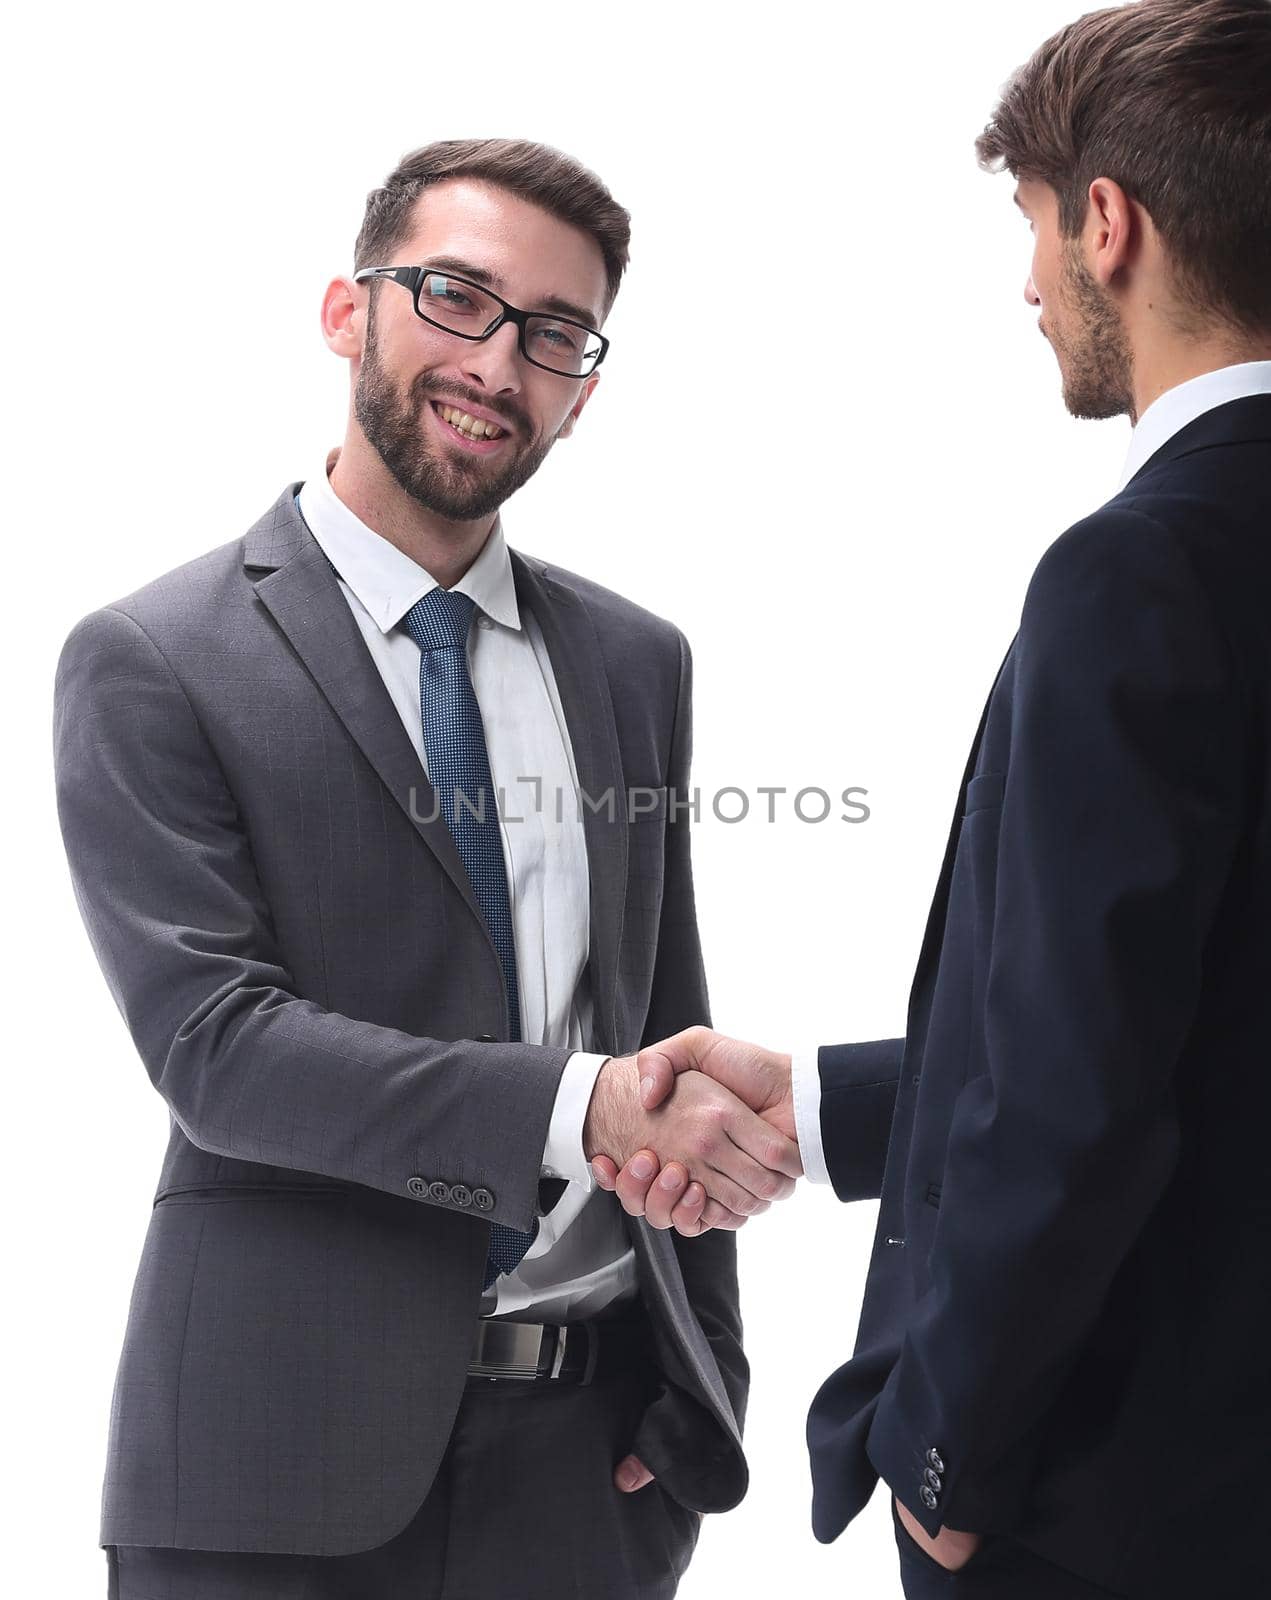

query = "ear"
(321, 275), (364, 361)
(557, 372), (601, 439)
(1085, 177), (1137, 288)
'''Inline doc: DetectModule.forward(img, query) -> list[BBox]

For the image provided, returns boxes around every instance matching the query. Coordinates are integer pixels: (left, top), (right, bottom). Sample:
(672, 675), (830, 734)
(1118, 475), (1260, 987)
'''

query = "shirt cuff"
(542, 1052), (611, 1188)
(791, 1047), (832, 1186)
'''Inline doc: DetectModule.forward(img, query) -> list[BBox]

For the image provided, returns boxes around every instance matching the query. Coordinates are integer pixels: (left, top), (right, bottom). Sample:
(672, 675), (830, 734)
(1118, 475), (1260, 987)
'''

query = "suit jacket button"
(473, 1187), (495, 1211)
(451, 1184), (473, 1208)
(920, 1485), (939, 1511)
(476, 1033), (496, 1043)
(407, 1176), (428, 1198)
(926, 1447), (946, 1473)
(924, 1468), (943, 1491)
(429, 1181), (452, 1203)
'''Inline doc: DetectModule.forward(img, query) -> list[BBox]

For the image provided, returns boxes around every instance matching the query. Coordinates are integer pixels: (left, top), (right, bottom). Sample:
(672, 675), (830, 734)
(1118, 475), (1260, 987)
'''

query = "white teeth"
(439, 404), (504, 440)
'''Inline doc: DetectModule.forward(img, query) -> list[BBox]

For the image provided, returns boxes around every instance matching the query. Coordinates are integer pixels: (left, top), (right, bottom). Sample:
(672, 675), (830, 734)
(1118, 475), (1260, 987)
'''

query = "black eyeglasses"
(353, 265), (609, 379)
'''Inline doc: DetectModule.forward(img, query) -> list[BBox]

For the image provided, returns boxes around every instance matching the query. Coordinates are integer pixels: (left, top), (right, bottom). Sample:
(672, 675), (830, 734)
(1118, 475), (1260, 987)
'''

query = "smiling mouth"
(430, 400), (509, 442)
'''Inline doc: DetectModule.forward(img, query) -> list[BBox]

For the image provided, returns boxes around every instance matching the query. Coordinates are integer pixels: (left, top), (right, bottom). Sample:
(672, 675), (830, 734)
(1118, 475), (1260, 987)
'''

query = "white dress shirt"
(296, 452), (635, 1318)
(792, 359), (1271, 1186)
(1117, 359), (1271, 489)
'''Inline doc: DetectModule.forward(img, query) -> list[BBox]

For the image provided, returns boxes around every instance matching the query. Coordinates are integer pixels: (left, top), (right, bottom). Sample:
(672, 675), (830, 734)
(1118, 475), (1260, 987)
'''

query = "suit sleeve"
(631, 629), (750, 1504)
(814, 1037), (905, 1200)
(864, 510), (1246, 1536)
(53, 604), (571, 1233)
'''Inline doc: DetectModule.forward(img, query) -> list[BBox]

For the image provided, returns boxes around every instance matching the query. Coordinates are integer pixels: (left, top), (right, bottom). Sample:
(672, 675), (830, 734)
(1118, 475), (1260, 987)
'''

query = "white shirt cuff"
(791, 1047), (832, 1186)
(542, 1052), (611, 1188)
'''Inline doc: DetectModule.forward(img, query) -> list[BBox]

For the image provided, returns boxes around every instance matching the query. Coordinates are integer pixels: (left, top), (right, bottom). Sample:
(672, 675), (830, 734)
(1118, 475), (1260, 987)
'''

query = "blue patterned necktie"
(400, 585), (537, 1288)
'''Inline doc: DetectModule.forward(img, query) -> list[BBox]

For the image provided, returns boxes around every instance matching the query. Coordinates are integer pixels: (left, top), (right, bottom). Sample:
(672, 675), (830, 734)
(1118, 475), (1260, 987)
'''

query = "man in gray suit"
(53, 138), (801, 1600)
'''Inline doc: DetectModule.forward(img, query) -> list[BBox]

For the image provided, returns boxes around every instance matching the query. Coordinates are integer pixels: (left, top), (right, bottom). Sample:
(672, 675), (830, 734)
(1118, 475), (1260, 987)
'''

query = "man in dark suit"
(597, 3), (1271, 1594)
(53, 138), (802, 1599)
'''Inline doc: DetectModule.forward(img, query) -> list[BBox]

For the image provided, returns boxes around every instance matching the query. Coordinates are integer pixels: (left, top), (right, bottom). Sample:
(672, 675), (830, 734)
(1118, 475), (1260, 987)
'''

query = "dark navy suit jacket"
(808, 395), (1271, 1598)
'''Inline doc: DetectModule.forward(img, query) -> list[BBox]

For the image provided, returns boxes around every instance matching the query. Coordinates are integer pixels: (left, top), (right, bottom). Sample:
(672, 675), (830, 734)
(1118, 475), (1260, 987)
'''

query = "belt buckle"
(469, 1319), (562, 1382)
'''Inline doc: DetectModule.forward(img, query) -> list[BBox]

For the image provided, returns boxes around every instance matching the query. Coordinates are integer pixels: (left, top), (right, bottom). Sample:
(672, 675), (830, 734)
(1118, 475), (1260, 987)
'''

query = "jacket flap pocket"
(963, 770), (1006, 816)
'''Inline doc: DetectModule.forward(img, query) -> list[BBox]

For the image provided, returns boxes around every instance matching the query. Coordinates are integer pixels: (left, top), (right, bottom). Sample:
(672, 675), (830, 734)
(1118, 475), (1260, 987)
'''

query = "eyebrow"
(422, 255), (600, 330)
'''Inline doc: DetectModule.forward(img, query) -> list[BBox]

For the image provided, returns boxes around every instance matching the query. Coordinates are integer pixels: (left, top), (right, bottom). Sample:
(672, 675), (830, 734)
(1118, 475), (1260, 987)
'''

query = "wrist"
(583, 1054), (640, 1165)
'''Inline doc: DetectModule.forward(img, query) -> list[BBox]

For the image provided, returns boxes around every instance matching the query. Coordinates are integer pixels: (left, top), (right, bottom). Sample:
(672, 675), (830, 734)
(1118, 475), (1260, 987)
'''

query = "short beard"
(1053, 241), (1135, 422)
(353, 298), (561, 521)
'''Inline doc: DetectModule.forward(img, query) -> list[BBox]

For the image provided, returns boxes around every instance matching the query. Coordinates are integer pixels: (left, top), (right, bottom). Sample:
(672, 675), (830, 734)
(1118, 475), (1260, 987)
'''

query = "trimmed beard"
(353, 296), (562, 521)
(1052, 240), (1135, 422)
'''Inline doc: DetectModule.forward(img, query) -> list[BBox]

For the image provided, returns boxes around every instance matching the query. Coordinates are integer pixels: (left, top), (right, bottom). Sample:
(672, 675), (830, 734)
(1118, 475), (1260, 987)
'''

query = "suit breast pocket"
(962, 769), (1006, 816)
(622, 785), (670, 969)
(625, 784), (670, 826)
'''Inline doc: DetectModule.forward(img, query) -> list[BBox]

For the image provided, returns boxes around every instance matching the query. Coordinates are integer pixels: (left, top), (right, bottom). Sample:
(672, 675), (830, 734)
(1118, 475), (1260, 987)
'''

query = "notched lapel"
(512, 551), (628, 1055)
(243, 486), (496, 957)
(904, 636), (1017, 1042)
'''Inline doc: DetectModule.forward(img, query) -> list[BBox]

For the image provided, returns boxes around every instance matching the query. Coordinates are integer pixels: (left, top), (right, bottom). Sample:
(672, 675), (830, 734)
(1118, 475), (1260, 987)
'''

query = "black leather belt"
(468, 1313), (652, 1386)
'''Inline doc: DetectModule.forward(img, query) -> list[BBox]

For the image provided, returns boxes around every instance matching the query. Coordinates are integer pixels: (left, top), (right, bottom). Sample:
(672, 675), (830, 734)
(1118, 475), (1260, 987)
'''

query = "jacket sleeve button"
(407, 1176), (428, 1198)
(473, 1188), (495, 1211)
(429, 1181), (452, 1203)
(451, 1184), (473, 1208)
(920, 1485), (939, 1510)
(926, 1447), (946, 1473)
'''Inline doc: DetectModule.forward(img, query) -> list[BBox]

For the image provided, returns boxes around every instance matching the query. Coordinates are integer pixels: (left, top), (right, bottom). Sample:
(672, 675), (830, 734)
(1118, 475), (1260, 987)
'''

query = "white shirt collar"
(1118, 360), (1271, 490)
(295, 452), (522, 635)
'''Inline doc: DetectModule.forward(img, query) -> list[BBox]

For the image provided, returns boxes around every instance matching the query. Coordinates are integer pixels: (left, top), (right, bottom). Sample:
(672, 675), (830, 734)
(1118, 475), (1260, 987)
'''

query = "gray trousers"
(107, 1358), (701, 1600)
(891, 1495), (1128, 1599)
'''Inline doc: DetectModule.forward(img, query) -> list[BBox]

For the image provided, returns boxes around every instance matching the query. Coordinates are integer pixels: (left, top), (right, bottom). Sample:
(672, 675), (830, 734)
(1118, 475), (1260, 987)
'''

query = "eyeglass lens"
(418, 272), (602, 376)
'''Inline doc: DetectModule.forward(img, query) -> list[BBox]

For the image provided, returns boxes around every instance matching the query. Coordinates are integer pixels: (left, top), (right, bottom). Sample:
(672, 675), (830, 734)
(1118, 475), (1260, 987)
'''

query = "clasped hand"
(586, 1031), (984, 1565)
(582, 1026), (799, 1234)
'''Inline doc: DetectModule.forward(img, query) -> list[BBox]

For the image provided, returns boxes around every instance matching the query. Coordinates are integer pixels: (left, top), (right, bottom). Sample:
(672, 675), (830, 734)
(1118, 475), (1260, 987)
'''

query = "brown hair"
(975, 0), (1271, 335)
(353, 138), (631, 322)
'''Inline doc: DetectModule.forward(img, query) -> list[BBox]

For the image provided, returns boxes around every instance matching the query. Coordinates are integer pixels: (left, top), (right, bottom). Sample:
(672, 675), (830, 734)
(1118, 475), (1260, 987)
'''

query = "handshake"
(581, 1027), (800, 1236)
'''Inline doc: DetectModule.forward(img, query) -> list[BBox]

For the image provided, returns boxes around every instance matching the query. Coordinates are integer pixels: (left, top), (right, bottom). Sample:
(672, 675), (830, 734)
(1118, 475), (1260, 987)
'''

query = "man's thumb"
(635, 1048), (677, 1109)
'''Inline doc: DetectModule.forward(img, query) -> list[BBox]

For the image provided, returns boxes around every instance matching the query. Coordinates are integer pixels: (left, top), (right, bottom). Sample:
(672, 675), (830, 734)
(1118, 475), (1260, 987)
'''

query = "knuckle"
(702, 1101), (727, 1133)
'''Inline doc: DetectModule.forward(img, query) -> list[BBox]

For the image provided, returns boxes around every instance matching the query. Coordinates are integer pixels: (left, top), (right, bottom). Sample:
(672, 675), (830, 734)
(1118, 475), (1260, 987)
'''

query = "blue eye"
(532, 324), (581, 352)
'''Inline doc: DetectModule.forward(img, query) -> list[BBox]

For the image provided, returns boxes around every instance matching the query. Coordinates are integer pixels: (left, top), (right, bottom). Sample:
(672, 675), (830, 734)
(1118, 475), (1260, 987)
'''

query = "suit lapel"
(243, 485), (494, 950)
(512, 550), (628, 1054)
(243, 486), (629, 1052)
(904, 637), (1016, 1042)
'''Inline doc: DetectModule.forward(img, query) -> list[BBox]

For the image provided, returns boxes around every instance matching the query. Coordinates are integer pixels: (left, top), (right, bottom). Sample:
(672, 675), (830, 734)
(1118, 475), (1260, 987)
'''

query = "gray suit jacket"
(53, 483), (748, 1556)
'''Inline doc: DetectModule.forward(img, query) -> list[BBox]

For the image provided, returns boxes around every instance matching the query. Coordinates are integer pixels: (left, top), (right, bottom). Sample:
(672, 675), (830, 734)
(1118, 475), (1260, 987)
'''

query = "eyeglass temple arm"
(352, 266), (420, 289)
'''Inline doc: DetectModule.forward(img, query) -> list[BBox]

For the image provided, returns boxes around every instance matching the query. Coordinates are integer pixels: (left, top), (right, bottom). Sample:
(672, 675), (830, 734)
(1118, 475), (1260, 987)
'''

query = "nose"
(458, 319), (523, 395)
(1024, 273), (1041, 309)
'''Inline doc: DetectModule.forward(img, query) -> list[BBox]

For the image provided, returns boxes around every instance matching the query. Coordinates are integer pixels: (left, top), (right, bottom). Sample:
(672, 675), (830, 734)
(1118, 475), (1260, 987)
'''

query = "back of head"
(976, 0), (1271, 338)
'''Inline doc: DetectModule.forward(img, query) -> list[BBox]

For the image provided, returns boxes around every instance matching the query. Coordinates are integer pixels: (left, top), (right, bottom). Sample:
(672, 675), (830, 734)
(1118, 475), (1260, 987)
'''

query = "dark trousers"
(107, 1357), (700, 1600)
(891, 1494), (1127, 1599)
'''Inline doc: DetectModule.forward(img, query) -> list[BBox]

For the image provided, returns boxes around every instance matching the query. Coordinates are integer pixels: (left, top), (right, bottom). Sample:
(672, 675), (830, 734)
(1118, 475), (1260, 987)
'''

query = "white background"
(7, 1), (1134, 1592)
